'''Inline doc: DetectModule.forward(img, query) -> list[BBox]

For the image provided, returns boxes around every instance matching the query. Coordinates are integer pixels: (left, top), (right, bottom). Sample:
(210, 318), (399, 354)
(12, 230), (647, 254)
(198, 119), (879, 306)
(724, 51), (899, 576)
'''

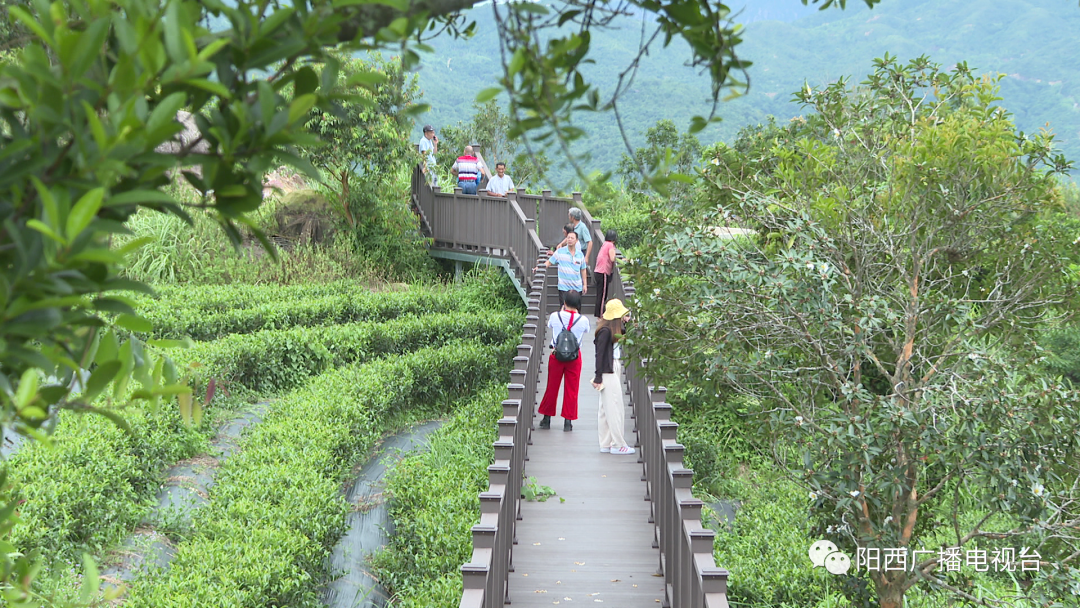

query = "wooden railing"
(409, 165), (729, 608)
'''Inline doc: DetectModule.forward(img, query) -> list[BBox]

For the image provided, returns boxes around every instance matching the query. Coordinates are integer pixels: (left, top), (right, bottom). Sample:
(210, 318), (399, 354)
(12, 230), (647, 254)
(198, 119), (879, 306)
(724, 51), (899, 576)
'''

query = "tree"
(302, 52), (420, 227)
(629, 56), (1080, 607)
(616, 118), (701, 205)
(439, 99), (551, 189)
(0, 0), (880, 602)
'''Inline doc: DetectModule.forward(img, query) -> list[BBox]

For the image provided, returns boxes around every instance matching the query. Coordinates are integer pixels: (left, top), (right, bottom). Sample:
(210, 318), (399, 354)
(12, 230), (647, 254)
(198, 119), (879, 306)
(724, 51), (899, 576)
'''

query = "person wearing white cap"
(591, 298), (635, 454)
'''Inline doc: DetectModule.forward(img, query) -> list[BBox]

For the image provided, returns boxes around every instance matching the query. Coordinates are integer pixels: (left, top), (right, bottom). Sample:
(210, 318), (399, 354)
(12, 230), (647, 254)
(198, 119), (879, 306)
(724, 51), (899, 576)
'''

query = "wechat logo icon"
(809, 540), (851, 575)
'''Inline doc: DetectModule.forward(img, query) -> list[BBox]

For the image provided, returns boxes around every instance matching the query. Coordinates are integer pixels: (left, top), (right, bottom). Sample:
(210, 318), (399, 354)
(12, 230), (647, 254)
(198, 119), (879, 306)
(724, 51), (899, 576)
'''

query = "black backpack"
(553, 312), (581, 362)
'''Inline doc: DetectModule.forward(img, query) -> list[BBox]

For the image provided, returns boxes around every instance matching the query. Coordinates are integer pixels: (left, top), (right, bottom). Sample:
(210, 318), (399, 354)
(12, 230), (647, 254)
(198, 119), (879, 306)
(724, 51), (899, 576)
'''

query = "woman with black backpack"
(537, 290), (591, 432)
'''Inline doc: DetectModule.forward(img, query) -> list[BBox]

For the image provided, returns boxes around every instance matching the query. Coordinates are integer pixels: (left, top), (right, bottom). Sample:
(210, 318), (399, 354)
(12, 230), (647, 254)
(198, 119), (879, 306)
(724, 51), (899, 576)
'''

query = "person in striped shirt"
(451, 145), (486, 195)
(536, 226), (588, 306)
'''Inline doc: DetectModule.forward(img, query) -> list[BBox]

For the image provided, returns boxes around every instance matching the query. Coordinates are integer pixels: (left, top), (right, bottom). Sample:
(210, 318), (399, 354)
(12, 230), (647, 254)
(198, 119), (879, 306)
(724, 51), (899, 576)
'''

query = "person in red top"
(451, 145), (485, 195)
(593, 229), (618, 317)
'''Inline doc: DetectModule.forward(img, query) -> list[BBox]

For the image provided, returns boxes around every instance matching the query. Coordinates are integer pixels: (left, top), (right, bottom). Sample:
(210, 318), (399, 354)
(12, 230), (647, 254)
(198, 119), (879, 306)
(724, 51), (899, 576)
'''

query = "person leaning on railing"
(593, 228), (618, 318)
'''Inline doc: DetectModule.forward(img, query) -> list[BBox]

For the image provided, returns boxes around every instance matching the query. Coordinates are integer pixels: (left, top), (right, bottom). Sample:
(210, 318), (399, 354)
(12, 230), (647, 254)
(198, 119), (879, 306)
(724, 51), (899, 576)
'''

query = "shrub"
(124, 340), (514, 608)
(709, 470), (836, 607)
(138, 288), (468, 341)
(6, 407), (204, 560)
(1040, 322), (1080, 386)
(371, 383), (504, 606)
(170, 310), (522, 396)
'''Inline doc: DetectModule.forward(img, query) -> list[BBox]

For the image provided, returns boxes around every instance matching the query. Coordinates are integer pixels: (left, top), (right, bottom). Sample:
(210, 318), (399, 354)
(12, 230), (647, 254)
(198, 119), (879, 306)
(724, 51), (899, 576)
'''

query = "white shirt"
(547, 310), (590, 349)
(418, 137), (436, 167)
(487, 174), (516, 195)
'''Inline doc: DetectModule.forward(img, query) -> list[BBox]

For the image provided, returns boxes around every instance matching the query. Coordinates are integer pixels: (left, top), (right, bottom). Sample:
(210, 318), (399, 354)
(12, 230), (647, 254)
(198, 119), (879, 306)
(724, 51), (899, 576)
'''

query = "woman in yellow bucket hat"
(591, 298), (635, 454)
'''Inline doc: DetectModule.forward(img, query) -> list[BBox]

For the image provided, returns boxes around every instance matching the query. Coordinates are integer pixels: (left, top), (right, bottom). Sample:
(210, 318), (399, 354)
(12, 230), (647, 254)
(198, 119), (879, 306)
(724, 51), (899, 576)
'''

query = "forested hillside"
(413, 0), (1080, 187)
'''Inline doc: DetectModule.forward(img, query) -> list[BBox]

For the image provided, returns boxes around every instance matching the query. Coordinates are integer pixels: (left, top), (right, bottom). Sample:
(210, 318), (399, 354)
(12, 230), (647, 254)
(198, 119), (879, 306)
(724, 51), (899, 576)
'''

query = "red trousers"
(538, 352), (582, 420)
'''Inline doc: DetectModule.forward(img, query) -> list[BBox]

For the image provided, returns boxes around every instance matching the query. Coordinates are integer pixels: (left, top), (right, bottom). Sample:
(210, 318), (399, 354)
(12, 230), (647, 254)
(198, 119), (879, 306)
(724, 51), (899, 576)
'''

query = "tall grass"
(114, 183), (379, 286)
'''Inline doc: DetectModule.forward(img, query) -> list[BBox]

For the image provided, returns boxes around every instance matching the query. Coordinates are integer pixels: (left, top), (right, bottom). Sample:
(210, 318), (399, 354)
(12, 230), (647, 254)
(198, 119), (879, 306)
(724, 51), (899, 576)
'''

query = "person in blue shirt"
(536, 226), (588, 306)
(552, 209), (596, 276)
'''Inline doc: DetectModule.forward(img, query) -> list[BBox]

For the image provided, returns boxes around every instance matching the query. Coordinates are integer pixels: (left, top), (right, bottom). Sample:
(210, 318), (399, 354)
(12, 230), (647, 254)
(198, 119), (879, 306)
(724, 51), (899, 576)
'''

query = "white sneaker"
(611, 446), (636, 455)
(599, 447), (610, 453)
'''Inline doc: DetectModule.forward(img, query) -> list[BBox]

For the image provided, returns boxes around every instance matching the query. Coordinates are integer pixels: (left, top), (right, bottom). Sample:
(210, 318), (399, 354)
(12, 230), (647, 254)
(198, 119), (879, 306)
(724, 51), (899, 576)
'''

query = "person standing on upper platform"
(451, 145), (485, 195)
(418, 125), (438, 187)
(486, 162), (516, 197)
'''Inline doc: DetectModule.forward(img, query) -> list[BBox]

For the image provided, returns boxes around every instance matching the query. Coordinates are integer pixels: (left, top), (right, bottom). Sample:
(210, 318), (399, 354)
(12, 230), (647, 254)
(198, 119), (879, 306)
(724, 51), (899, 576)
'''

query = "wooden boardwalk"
(507, 314), (665, 607)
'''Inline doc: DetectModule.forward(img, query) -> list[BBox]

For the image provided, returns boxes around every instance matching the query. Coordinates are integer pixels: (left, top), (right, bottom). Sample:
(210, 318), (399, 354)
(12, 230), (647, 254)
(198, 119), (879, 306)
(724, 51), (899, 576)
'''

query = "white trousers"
(597, 360), (628, 449)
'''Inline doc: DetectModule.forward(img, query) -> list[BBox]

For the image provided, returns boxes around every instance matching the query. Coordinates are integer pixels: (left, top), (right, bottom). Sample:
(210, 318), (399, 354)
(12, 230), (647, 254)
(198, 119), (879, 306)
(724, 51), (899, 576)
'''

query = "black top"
(593, 326), (616, 384)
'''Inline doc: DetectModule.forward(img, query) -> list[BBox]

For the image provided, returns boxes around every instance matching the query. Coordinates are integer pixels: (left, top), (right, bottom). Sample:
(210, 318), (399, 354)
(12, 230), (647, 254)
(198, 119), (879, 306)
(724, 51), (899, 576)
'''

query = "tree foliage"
(438, 99), (551, 189)
(630, 56), (1080, 607)
(616, 118), (701, 205)
(302, 53), (419, 227)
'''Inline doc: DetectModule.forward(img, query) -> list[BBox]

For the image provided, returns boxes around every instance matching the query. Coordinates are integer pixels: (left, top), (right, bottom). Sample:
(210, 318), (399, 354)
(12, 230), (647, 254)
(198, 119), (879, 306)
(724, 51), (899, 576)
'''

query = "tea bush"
(124, 340), (514, 608)
(6, 407), (204, 560)
(171, 310), (523, 395)
(8, 304), (520, 571)
(137, 288), (470, 341)
(371, 383), (505, 606)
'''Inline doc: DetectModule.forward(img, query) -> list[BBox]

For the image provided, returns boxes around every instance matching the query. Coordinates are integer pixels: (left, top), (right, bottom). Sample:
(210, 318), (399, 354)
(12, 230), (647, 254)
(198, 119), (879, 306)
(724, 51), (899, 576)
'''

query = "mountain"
(408, 0), (1080, 187)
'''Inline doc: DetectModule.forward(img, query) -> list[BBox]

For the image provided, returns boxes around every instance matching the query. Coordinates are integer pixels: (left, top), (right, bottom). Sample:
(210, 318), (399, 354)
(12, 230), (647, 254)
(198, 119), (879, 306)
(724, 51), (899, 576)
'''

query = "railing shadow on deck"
(408, 165), (729, 608)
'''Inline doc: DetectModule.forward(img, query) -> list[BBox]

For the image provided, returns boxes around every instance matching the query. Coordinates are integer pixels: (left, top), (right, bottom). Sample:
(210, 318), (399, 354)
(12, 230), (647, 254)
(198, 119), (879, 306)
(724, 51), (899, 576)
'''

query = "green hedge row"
(171, 310), (523, 395)
(144, 280), (366, 313)
(7, 312), (520, 566)
(371, 383), (504, 607)
(8, 407), (205, 560)
(124, 341), (515, 608)
(138, 289), (473, 341)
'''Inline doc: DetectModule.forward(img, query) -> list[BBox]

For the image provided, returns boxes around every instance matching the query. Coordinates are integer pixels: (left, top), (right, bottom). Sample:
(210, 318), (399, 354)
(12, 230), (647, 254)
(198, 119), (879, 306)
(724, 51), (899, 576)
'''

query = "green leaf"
(346, 71), (388, 86)
(9, 6), (54, 47)
(288, 93), (317, 124)
(83, 361), (121, 402)
(515, 2), (550, 14)
(508, 49), (526, 76)
(66, 187), (104, 239)
(177, 391), (192, 425)
(185, 78), (231, 98)
(475, 87), (502, 103)
(71, 17), (110, 80)
(107, 190), (178, 207)
(196, 37), (230, 63)
(163, 0), (185, 62)
(14, 369), (39, 409)
(71, 249), (125, 264)
(84, 406), (131, 433)
(115, 314), (153, 333)
(147, 91), (188, 134)
(26, 219), (67, 245)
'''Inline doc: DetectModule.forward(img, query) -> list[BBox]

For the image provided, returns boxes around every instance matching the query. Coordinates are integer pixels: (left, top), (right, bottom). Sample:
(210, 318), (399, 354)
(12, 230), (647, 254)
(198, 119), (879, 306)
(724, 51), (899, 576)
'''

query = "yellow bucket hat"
(602, 298), (631, 320)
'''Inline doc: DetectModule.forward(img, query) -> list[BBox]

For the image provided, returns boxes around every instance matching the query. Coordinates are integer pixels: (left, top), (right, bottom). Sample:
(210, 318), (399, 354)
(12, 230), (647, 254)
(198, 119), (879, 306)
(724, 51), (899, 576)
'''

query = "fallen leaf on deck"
(558, 537), (565, 541)
(575, 561), (585, 565)
(535, 589), (547, 593)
